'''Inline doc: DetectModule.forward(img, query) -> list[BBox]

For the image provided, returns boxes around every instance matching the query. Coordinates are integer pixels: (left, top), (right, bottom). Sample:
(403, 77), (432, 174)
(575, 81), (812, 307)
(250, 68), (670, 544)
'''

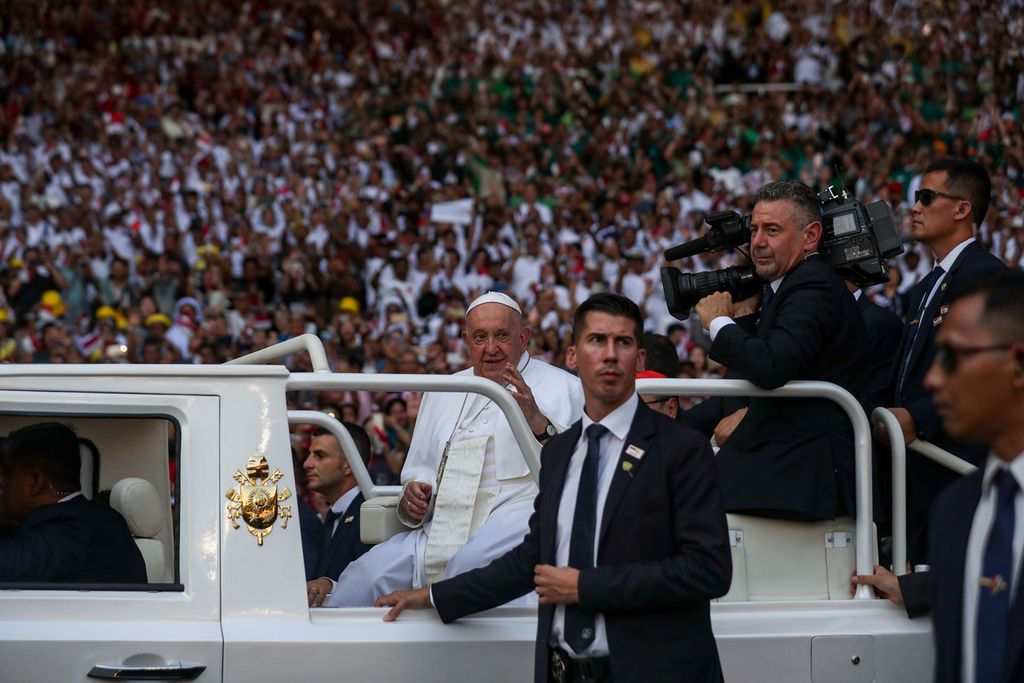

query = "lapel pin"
(344, 515), (355, 523)
(940, 281), (948, 291)
(939, 305), (949, 315)
(980, 574), (1008, 598)
(932, 315), (943, 327)
(621, 460), (634, 476)
(625, 444), (645, 459)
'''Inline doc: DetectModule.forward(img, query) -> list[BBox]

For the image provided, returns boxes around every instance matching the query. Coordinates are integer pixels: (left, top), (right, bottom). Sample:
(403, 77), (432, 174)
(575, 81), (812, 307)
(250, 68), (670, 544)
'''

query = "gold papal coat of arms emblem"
(225, 453), (292, 545)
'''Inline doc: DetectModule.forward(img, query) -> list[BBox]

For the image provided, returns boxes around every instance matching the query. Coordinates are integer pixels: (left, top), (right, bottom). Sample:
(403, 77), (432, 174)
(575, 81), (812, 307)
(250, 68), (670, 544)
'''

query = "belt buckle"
(550, 650), (568, 683)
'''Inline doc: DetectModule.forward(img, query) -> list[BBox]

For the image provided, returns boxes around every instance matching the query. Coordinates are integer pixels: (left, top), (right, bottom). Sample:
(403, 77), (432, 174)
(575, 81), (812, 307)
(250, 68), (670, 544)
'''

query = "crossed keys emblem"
(225, 453), (292, 545)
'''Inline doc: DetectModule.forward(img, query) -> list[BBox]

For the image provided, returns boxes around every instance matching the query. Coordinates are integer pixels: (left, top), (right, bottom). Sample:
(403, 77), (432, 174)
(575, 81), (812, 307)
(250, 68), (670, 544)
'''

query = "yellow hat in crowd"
(41, 290), (65, 317)
(338, 296), (360, 314)
(145, 313), (172, 328)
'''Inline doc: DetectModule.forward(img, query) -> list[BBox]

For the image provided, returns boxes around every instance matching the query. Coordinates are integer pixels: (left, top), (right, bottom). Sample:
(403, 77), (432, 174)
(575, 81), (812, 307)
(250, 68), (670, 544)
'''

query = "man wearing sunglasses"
(881, 158), (1006, 565)
(855, 269), (1024, 683)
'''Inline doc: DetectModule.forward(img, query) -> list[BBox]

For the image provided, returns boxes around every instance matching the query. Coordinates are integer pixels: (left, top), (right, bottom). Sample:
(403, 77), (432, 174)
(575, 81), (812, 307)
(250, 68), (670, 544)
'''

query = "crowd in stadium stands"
(0, 1), (1022, 485)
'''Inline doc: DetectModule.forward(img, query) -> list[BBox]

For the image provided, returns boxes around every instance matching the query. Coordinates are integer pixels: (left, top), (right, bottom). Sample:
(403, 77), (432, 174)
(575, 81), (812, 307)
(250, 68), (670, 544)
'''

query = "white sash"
(423, 436), (499, 585)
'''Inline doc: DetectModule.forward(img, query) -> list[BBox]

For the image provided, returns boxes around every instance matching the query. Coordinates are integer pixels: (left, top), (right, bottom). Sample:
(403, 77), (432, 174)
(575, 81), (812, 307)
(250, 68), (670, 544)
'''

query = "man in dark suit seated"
(377, 293), (732, 683)
(305, 420), (373, 607)
(0, 422), (147, 583)
(856, 269), (1024, 682)
(878, 158), (1006, 565)
(694, 180), (868, 521)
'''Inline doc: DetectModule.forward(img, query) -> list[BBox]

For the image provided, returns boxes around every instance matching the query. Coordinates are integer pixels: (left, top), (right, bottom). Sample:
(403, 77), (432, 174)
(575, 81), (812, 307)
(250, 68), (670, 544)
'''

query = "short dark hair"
(572, 293), (643, 344)
(3, 422), (80, 489)
(948, 269), (1024, 341)
(313, 420), (371, 467)
(642, 333), (680, 377)
(924, 158), (991, 228)
(751, 180), (820, 229)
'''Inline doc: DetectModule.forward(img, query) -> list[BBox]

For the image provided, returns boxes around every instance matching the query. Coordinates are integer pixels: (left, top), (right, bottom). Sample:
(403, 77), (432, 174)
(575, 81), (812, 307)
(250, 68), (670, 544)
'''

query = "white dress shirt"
(550, 392), (639, 657)
(961, 452), (1024, 683)
(918, 237), (976, 321)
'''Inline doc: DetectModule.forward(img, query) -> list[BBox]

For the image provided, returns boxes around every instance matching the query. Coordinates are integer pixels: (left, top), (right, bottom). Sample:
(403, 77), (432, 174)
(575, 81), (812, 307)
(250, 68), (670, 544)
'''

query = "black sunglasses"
(915, 188), (966, 207)
(934, 342), (1011, 373)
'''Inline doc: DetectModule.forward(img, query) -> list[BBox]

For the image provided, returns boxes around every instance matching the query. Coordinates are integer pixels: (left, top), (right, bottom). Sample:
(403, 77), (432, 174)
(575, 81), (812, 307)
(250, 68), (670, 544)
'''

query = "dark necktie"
(896, 265), (945, 394)
(321, 508), (341, 549)
(565, 423), (608, 655)
(761, 284), (775, 312)
(976, 469), (1019, 683)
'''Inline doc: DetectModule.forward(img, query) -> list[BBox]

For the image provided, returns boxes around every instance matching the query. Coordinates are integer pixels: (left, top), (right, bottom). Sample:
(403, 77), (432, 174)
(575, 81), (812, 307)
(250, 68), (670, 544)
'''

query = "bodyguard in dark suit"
(378, 294), (732, 683)
(856, 270), (1024, 682)
(0, 422), (146, 583)
(880, 158), (1006, 563)
(304, 421), (373, 606)
(695, 180), (867, 521)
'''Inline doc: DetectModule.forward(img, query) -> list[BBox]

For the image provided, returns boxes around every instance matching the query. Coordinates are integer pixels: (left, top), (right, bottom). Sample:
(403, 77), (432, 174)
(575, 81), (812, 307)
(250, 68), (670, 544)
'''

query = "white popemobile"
(0, 334), (969, 682)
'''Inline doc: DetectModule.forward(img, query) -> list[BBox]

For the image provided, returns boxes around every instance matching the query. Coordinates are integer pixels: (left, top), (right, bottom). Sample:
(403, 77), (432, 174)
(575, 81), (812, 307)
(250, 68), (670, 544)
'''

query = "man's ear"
(27, 469), (48, 496)
(666, 397), (679, 419)
(804, 221), (823, 252)
(635, 348), (647, 374)
(954, 200), (973, 224)
(565, 345), (578, 371)
(519, 323), (532, 349)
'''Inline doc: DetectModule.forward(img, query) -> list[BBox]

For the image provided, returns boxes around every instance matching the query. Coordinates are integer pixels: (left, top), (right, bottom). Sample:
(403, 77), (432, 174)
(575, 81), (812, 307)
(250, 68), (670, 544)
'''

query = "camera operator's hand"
(695, 291), (735, 326)
(732, 290), (762, 318)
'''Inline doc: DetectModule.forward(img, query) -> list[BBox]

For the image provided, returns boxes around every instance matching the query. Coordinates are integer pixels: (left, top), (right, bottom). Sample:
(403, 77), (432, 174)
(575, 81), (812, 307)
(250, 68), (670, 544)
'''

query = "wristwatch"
(534, 421), (558, 442)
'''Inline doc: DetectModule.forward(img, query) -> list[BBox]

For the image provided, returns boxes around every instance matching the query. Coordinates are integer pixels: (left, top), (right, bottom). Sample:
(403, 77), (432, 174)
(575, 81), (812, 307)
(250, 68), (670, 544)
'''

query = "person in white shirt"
(322, 291), (583, 606)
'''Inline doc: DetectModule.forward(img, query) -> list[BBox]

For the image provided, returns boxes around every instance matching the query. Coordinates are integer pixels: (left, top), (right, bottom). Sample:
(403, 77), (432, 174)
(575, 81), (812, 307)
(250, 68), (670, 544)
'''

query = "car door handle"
(88, 655), (206, 680)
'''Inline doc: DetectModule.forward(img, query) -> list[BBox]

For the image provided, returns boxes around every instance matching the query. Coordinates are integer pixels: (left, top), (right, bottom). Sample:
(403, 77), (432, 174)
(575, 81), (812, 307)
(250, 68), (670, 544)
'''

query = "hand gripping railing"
(636, 377), (877, 600)
(871, 408), (978, 576)
(285, 373), (543, 495)
(226, 334), (331, 373)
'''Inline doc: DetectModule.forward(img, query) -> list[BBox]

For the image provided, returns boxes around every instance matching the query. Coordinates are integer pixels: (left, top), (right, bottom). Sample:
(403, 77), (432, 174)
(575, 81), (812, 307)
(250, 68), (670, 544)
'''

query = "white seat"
(110, 477), (169, 583)
(718, 514), (874, 602)
(360, 496), (405, 544)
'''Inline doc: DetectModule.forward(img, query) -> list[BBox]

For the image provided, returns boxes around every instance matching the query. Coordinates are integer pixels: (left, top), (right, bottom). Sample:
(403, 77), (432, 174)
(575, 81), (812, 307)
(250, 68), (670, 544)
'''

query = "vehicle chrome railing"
(288, 410), (403, 500)
(872, 408), (978, 576)
(285, 373), (543, 496)
(226, 334), (331, 373)
(636, 377), (876, 600)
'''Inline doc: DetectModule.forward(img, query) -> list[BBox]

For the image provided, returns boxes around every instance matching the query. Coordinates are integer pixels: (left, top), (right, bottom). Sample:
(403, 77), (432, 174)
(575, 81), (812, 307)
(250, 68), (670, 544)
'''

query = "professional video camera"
(660, 211), (761, 320)
(816, 185), (903, 287)
(660, 184), (904, 320)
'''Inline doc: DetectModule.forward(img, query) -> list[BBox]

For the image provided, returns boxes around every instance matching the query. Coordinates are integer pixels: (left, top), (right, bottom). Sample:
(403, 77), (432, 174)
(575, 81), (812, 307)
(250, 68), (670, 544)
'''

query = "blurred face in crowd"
(924, 294), (1020, 448)
(749, 199), (821, 282)
(567, 311), (645, 420)
(303, 433), (348, 502)
(463, 303), (529, 385)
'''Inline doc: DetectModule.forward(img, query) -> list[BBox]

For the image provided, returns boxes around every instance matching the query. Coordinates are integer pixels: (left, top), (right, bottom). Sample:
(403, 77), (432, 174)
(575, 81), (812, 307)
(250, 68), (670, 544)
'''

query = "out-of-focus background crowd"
(1, 0), (1022, 480)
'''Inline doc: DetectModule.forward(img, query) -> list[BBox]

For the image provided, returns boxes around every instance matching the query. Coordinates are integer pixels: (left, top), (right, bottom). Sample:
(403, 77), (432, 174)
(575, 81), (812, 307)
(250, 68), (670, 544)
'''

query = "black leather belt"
(550, 647), (611, 683)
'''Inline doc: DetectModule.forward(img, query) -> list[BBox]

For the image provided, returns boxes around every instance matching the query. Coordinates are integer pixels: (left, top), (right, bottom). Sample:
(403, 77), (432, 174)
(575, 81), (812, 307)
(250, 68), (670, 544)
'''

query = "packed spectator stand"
(1, 0), (1022, 488)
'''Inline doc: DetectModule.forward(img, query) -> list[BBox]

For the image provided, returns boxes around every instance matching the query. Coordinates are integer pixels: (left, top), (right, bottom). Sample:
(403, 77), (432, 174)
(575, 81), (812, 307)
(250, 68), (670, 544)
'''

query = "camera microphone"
(664, 238), (710, 261)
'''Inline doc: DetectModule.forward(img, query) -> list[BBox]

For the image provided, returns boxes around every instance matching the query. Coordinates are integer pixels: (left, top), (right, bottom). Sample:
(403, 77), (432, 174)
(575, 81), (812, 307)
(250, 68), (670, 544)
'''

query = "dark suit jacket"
(858, 293), (904, 410)
(432, 401), (732, 683)
(927, 469), (1024, 683)
(0, 495), (147, 583)
(299, 498), (324, 581)
(710, 255), (868, 520)
(315, 492), (371, 581)
(892, 241), (1004, 561)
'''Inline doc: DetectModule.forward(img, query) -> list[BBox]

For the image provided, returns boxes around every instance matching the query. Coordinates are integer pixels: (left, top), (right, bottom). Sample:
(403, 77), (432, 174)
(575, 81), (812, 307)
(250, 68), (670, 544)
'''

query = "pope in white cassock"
(321, 292), (583, 606)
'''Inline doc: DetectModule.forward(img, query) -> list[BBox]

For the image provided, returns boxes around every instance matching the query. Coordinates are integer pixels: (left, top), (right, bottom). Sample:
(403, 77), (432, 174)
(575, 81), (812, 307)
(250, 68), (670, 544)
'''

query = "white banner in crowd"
(430, 199), (474, 226)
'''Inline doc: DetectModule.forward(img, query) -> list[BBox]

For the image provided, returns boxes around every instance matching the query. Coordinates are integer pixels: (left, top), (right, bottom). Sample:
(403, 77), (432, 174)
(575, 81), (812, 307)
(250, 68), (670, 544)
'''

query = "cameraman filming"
(694, 180), (867, 521)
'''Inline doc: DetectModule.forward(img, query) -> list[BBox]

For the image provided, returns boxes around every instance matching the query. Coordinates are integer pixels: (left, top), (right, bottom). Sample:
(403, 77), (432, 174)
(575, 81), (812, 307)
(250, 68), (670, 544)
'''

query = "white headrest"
(110, 477), (164, 538)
